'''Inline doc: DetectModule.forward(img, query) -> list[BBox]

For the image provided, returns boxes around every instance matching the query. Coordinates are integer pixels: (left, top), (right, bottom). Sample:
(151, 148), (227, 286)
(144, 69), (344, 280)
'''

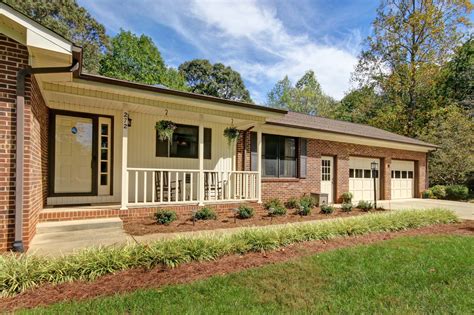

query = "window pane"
(349, 169), (354, 178)
(402, 171), (407, 178)
(364, 169), (371, 178)
(101, 148), (107, 160)
(170, 125), (198, 158)
(408, 171), (413, 179)
(100, 174), (107, 185)
(264, 158), (278, 177)
(279, 137), (296, 177)
(374, 170), (379, 178)
(280, 158), (296, 177)
(356, 169), (363, 178)
(391, 170), (394, 178)
(395, 171), (401, 178)
(101, 124), (108, 136)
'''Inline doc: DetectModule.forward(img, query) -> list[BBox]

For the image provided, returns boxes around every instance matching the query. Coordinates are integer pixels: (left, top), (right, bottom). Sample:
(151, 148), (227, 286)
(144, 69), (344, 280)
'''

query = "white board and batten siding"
(348, 157), (380, 202)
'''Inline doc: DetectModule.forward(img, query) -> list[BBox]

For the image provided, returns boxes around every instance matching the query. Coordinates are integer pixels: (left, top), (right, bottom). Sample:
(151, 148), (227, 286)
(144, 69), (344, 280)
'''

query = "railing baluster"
(168, 171), (171, 203)
(160, 171), (163, 203)
(134, 171), (138, 204)
(190, 172), (193, 201)
(143, 171), (147, 203)
(151, 171), (155, 204)
(183, 172), (187, 202)
(207, 172), (211, 201)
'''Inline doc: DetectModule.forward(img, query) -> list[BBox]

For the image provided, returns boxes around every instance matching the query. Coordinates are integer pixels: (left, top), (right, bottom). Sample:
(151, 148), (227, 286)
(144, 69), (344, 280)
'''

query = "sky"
(78, 0), (380, 104)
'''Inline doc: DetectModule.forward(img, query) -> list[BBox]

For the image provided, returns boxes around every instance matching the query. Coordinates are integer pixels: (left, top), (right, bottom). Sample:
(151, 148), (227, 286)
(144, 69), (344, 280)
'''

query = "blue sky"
(78, 0), (380, 104)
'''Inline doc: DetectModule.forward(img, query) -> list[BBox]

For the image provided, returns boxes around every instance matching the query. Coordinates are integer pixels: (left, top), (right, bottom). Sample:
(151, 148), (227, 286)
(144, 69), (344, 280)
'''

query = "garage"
(349, 157), (380, 202)
(391, 160), (415, 199)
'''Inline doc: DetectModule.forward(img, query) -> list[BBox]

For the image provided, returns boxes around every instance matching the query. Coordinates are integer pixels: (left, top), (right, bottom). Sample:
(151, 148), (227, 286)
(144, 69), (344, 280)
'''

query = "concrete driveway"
(378, 199), (474, 220)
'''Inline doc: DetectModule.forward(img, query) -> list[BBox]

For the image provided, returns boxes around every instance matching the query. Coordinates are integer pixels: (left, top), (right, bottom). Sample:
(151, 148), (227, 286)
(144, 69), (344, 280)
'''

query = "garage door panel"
(391, 160), (414, 199)
(349, 157), (380, 202)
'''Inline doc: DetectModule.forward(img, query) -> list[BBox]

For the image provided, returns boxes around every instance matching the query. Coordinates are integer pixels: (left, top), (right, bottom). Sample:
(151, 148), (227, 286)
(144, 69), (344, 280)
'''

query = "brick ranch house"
(0, 4), (437, 252)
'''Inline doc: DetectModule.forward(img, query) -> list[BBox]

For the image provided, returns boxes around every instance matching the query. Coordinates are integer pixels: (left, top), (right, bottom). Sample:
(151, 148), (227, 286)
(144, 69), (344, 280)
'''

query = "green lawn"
(22, 235), (474, 314)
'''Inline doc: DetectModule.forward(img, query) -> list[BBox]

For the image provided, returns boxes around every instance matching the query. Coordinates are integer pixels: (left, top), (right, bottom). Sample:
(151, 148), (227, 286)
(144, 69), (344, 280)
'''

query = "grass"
(20, 235), (474, 314)
(0, 208), (459, 297)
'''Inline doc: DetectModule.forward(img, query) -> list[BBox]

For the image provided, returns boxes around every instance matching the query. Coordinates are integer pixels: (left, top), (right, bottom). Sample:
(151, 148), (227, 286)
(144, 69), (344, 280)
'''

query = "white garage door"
(391, 160), (414, 199)
(349, 157), (380, 202)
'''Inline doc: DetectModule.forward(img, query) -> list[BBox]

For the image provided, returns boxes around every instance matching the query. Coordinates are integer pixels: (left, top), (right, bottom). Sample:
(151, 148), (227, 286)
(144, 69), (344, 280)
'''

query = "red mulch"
(1, 221), (472, 312)
(125, 207), (380, 236)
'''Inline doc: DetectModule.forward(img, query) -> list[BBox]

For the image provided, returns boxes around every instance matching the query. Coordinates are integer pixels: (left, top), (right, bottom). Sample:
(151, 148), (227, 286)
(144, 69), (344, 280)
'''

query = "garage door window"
(351, 168), (377, 178)
(408, 171), (413, 178)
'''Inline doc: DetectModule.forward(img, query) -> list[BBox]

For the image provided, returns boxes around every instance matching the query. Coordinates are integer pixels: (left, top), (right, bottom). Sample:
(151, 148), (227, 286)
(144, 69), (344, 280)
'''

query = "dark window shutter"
(299, 138), (307, 178)
(156, 131), (169, 157)
(204, 128), (212, 159)
(250, 132), (257, 171)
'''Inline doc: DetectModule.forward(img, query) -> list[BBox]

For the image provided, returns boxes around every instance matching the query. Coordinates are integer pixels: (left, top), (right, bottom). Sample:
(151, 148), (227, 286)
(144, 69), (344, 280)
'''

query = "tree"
(178, 59), (252, 102)
(3, 0), (109, 73)
(337, 86), (382, 124)
(353, 0), (472, 136)
(267, 70), (337, 117)
(99, 30), (187, 90)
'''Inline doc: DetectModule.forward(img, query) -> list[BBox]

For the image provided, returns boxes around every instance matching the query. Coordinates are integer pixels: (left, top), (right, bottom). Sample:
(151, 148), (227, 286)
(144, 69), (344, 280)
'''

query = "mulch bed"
(1, 220), (472, 312)
(125, 207), (382, 236)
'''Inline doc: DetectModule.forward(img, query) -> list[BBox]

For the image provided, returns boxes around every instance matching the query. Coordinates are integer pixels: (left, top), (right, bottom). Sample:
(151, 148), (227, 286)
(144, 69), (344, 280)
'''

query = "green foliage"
(341, 202), (353, 212)
(155, 120), (177, 142)
(320, 204), (335, 214)
(430, 185), (447, 199)
(298, 195), (317, 209)
(154, 210), (177, 225)
(99, 30), (187, 90)
(445, 185), (469, 200)
(194, 207), (217, 221)
(178, 59), (252, 102)
(0, 209), (458, 297)
(264, 198), (286, 216)
(266, 71), (337, 117)
(357, 200), (373, 212)
(4, 0), (109, 74)
(341, 192), (353, 203)
(296, 205), (311, 216)
(237, 205), (254, 219)
(223, 127), (240, 145)
(285, 197), (299, 209)
(422, 189), (434, 199)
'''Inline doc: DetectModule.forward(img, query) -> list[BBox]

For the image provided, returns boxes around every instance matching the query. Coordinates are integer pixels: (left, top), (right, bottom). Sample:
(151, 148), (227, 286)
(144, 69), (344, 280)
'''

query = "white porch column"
(198, 123), (205, 206)
(257, 130), (262, 203)
(120, 110), (129, 210)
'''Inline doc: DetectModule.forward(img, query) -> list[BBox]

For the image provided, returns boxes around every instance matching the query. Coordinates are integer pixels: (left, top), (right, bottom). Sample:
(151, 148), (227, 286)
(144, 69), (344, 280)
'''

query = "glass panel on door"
(54, 115), (93, 193)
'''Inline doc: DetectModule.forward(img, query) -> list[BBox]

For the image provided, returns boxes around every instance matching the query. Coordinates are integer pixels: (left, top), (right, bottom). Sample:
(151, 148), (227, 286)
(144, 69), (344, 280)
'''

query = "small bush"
(341, 202), (353, 212)
(285, 197), (299, 209)
(237, 205), (254, 219)
(445, 185), (469, 201)
(264, 198), (286, 216)
(357, 200), (373, 212)
(422, 189), (434, 199)
(154, 210), (177, 225)
(296, 205), (311, 216)
(299, 195), (317, 209)
(194, 207), (217, 220)
(320, 204), (335, 214)
(341, 192), (353, 203)
(431, 185), (447, 199)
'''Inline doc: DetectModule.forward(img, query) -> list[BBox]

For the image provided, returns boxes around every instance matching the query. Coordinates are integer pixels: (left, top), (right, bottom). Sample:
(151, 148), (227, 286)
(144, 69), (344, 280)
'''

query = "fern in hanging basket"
(155, 120), (177, 141)
(223, 127), (240, 145)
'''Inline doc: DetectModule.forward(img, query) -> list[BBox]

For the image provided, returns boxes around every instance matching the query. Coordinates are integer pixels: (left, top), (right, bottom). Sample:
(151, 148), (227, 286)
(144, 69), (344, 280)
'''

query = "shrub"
(154, 210), (177, 225)
(296, 205), (311, 216)
(0, 209), (459, 297)
(357, 200), (373, 212)
(237, 205), (254, 219)
(320, 204), (335, 214)
(341, 202), (353, 212)
(299, 195), (317, 209)
(422, 189), (434, 199)
(341, 192), (353, 203)
(430, 185), (447, 199)
(285, 197), (299, 209)
(264, 198), (286, 216)
(194, 207), (217, 220)
(445, 185), (469, 201)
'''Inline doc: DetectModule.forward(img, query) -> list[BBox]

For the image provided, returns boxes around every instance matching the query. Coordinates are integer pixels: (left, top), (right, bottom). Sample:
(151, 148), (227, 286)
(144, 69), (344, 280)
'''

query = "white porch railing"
(126, 168), (259, 207)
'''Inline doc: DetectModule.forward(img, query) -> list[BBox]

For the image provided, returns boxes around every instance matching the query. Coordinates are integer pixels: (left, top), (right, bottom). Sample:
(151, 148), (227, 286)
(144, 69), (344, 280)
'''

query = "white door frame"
(321, 156), (334, 203)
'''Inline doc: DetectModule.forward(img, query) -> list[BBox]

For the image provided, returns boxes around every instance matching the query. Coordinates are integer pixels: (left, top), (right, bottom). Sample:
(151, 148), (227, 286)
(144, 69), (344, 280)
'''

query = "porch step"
(35, 218), (123, 234)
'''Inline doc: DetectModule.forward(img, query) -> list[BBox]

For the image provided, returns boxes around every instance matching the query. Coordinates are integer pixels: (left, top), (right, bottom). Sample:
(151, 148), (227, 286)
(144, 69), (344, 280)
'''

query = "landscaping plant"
(430, 185), (447, 199)
(285, 197), (299, 209)
(298, 195), (317, 209)
(357, 200), (373, 212)
(445, 185), (469, 201)
(0, 209), (459, 297)
(341, 202), (353, 212)
(341, 192), (353, 203)
(223, 127), (240, 145)
(264, 198), (286, 216)
(155, 120), (177, 142)
(194, 207), (217, 220)
(422, 189), (434, 199)
(237, 205), (254, 219)
(320, 204), (335, 214)
(296, 205), (311, 216)
(154, 210), (177, 225)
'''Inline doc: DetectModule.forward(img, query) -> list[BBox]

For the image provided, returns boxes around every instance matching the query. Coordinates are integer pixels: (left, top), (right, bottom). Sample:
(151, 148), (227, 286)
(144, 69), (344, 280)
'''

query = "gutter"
(13, 59), (79, 252)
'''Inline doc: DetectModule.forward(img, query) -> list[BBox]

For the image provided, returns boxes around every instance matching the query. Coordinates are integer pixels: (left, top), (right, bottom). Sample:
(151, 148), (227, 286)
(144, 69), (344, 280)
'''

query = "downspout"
(13, 59), (79, 252)
(241, 126), (254, 171)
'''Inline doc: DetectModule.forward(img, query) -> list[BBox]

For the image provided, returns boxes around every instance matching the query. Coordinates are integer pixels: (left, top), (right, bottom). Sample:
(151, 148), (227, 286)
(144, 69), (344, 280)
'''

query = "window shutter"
(204, 128), (212, 159)
(299, 138), (307, 178)
(250, 132), (257, 171)
(156, 131), (169, 157)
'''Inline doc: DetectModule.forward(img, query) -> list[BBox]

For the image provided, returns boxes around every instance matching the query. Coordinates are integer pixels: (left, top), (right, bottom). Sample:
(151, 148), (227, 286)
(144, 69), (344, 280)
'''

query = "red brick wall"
(238, 135), (427, 203)
(0, 34), (48, 251)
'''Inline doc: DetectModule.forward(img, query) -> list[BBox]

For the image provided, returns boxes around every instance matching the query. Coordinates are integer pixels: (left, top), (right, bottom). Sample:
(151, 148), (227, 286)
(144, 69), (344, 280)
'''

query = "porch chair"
(204, 172), (224, 200)
(155, 171), (182, 202)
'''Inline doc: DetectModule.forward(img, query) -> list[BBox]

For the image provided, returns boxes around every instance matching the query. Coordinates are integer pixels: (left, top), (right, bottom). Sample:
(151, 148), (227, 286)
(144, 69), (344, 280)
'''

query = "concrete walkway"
(378, 198), (473, 220)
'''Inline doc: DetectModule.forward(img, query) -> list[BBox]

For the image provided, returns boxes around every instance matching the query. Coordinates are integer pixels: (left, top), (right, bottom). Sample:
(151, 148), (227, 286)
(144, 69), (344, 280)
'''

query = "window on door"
(322, 159), (331, 181)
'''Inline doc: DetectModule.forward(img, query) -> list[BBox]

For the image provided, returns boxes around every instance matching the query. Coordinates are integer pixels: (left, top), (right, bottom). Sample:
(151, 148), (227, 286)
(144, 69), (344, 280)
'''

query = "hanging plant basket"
(155, 120), (177, 142)
(223, 127), (240, 145)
